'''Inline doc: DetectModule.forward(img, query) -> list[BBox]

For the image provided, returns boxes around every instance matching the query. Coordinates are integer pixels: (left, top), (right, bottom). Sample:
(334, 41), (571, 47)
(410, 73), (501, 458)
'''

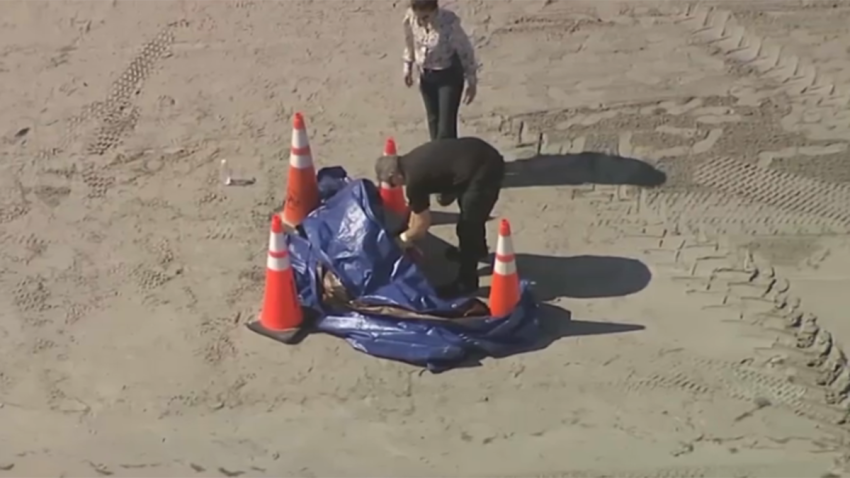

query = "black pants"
(419, 57), (465, 140)
(456, 160), (505, 290)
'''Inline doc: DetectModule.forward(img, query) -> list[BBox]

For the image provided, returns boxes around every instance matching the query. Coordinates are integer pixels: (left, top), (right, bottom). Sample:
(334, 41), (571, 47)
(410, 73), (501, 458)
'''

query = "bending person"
(375, 137), (505, 297)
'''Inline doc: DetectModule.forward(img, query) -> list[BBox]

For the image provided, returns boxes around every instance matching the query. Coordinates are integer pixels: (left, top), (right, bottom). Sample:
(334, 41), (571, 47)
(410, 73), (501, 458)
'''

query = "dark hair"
(410, 0), (438, 12)
(375, 154), (402, 184)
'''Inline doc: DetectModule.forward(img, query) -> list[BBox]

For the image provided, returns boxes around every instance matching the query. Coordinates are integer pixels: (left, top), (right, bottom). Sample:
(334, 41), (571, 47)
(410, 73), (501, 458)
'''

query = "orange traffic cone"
(247, 214), (304, 344)
(281, 112), (320, 229)
(378, 138), (410, 219)
(489, 219), (521, 317)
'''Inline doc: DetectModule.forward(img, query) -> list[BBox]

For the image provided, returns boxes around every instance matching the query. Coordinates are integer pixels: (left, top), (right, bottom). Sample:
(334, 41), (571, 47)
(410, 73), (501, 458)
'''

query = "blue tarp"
(286, 166), (543, 372)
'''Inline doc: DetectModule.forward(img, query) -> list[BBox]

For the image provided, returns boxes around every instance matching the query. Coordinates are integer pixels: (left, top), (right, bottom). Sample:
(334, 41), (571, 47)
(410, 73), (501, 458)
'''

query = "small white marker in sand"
(220, 159), (232, 186)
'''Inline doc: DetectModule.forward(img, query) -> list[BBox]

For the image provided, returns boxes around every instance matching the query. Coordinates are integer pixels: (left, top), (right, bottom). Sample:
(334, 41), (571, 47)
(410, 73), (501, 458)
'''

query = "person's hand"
(463, 83), (477, 105)
(395, 235), (414, 251)
(404, 71), (414, 88)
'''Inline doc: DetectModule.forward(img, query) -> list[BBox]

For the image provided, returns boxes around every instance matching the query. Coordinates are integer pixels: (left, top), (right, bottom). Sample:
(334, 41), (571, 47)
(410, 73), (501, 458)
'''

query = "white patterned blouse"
(402, 7), (478, 87)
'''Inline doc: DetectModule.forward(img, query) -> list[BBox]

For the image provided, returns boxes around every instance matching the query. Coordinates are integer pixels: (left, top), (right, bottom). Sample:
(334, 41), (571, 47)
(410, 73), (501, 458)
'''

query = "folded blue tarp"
(286, 166), (543, 372)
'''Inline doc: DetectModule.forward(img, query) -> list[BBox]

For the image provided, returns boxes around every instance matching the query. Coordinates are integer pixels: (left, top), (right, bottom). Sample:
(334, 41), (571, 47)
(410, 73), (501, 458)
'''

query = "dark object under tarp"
(285, 166), (543, 372)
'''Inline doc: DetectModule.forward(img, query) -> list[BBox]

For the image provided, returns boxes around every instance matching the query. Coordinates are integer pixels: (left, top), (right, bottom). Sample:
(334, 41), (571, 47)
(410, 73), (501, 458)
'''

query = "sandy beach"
(3, 0), (850, 476)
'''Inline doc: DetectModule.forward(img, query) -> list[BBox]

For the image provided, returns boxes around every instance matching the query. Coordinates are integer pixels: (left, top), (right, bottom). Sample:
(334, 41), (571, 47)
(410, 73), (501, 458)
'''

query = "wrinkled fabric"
(286, 167), (542, 372)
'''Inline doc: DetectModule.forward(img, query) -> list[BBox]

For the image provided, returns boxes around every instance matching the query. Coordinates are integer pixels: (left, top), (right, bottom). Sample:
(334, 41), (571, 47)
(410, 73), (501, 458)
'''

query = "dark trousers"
(419, 57), (465, 140)
(456, 160), (505, 289)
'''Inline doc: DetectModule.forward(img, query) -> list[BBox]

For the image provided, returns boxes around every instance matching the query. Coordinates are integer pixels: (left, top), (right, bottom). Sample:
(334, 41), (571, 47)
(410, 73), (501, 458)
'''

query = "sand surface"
(3, 0), (850, 476)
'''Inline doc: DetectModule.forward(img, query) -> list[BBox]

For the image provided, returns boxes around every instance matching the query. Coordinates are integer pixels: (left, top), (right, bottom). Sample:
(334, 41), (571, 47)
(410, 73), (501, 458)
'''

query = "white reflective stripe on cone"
(291, 128), (309, 150)
(289, 127), (313, 169)
(269, 231), (287, 254)
(289, 152), (313, 169)
(267, 250), (291, 272)
(494, 258), (517, 276)
(496, 235), (514, 256)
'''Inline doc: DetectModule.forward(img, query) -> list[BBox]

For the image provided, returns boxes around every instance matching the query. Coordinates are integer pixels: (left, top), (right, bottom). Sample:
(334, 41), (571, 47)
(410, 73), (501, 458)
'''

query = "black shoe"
(444, 245), (489, 263)
(436, 193), (457, 207)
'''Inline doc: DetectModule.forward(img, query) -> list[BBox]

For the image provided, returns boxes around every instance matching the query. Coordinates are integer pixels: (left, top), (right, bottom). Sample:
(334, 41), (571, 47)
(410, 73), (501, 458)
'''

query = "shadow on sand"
(524, 303), (645, 353)
(417, 152), (663, 227)
(417, 231), (652, 302)
(416, 152), (664, 226)
(477, 253), (652, 302)
(503, 151), (667, 189)
(449, 302), (645, 370)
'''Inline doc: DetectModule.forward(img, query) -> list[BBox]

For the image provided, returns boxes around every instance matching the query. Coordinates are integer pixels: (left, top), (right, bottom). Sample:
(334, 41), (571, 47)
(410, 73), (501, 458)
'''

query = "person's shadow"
(477, 254), (651, 302)
(434, 301), (644, 370)
(502, 151), (667, 189)
(425, 151), (665, 225)
(518, 303), (645, 355)
(417, 234), (651, 302)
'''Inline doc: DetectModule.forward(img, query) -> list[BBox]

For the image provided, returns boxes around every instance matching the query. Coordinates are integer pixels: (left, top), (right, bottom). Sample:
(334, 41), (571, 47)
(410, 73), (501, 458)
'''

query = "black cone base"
(246, 321), (303, 345)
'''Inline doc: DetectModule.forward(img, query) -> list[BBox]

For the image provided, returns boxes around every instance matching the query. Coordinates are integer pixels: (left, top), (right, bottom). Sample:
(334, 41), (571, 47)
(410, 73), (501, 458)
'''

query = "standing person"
(403, 0), (478, 142)
(375, 137), (505, 298)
